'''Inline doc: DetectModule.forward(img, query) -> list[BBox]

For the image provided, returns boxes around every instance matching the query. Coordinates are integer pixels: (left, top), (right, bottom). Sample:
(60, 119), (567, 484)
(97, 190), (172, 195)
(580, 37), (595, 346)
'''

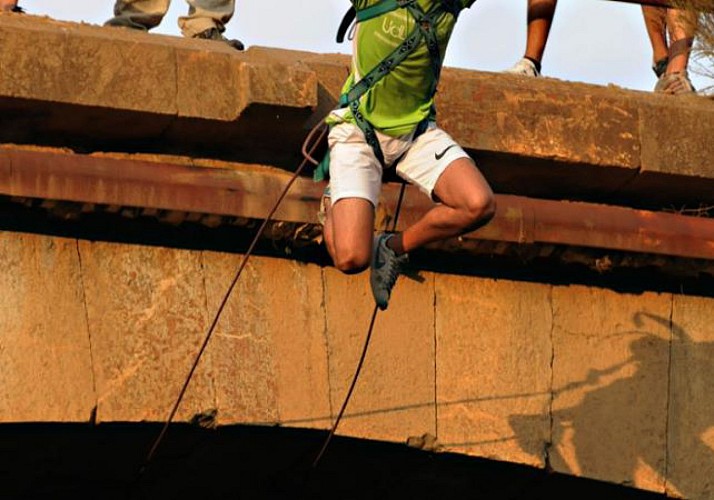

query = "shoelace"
(381, 244), (405, 290)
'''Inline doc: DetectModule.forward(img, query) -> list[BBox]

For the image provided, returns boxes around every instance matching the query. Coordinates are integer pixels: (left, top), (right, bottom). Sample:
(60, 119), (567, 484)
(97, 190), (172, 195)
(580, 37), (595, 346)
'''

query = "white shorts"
(327, 121), (471, 208)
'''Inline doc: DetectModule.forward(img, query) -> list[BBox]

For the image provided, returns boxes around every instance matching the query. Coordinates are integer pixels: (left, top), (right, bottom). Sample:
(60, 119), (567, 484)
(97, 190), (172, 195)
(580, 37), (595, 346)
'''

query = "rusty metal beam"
(606, 0), (675, 7)
(1, 148), (713, 261)
(605, 0), (714, 10)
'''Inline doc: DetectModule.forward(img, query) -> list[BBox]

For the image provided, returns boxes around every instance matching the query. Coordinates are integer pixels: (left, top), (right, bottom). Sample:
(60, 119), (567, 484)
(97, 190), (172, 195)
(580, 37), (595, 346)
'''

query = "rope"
(312, 180), (408, 468)
(138, 120), (329, 476)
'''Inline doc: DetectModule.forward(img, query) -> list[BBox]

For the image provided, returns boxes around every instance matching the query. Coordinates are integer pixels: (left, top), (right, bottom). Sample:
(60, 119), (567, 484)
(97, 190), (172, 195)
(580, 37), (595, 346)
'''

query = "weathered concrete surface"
(438, 69), (641, 168)
(0, 232), (94, 422)
(0, 15), (315, 118)
(78, 241), (214, 422)
(435, 276), (553, 467)
(668, 294), (714, 499)
(201, 254), (331, 429)
(549, 286), (671, 494)
(3, 231), (714, 497)
(0, 15), (316, 160)
(324, 267), (436, 444)
(1, 16), (713, 206)
(640, 99), (714, 180)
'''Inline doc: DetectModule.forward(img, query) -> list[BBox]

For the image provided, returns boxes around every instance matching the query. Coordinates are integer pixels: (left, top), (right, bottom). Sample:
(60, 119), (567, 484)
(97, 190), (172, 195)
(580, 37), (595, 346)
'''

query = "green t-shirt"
(330, 0), (476, 137)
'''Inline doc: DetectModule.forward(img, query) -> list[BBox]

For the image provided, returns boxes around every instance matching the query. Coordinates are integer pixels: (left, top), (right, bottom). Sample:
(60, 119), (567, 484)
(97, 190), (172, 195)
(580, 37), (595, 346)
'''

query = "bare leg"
(324, 158), (495, 282)
(0, 0), (18, 12)
(323, 197), (374, 274)
(642, 6), (669, 67)
(400, 158), (496, 253)
(524, 0), (558, 64)
(665, 8), (697, 74)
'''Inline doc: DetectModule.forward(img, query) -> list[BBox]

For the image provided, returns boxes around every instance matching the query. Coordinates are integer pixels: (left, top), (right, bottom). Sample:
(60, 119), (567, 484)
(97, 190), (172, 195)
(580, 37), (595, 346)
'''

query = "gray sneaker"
(370, 233), (408, 310)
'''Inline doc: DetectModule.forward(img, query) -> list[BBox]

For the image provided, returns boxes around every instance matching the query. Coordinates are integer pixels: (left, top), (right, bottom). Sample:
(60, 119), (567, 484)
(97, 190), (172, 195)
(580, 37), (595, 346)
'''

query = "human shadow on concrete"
(509, 311), (714, 498)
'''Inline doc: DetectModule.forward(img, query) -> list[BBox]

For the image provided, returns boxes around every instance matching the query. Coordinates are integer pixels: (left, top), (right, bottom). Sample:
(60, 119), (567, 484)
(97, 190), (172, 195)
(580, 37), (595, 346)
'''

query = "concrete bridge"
(1, 13), (714, 499)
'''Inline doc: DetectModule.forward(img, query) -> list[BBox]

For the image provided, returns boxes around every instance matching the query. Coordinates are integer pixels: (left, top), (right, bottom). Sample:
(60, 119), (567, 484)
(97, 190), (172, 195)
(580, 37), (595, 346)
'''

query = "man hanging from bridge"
(319, 0), (496, 310)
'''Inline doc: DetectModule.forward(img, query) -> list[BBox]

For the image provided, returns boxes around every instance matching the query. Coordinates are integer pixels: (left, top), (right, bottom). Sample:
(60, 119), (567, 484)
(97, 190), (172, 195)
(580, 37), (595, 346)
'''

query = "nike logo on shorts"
(435, 144), (456, 161)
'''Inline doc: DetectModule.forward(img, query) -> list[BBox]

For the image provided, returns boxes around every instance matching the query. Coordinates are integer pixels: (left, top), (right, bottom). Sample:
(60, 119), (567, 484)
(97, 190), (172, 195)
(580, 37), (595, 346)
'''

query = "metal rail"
(2, 148), (713, 261)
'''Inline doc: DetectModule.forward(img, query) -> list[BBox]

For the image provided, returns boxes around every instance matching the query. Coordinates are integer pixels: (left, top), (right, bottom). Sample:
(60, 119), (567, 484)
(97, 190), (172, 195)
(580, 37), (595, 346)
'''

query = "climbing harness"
(333, 0), (464, 167)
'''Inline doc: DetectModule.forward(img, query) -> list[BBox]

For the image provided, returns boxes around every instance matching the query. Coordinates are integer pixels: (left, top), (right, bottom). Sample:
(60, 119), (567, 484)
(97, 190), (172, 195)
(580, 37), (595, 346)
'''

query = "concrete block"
(549, 285), (671, 494)
(437, 70), (641, 169)
(0, 17), (69, 102)
(77, 241), (213, 422)
(640, 98), (714, 180)
(0, 232), (94, 422)
(667, 294), (714, 499)
(435, 275), (552, 467)
(201, 253), (331, 429)
(63, 28), (177, 114)
(324, 267), (436, 444)
(176, 49), (244, 121)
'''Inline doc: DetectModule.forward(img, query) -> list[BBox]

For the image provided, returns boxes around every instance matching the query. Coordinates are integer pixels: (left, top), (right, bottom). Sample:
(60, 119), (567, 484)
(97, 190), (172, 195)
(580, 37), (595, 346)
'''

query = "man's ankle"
(385, 233), (406, 256)
(523, 56), (542, 74)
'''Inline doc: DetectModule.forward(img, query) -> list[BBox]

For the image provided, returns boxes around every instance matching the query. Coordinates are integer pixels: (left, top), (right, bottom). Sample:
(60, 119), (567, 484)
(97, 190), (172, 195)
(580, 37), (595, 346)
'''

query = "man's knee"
(460, 192), (497, 232)
(333, 248), (370, 274)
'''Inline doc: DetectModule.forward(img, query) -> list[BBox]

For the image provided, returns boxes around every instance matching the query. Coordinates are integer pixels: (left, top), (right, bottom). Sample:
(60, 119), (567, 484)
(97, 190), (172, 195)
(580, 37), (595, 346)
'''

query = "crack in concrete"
(320, 267), (335, 421)
(433, 274), (439, 442)
(198, 251), (219, 416)
(663, 292), (675, 494)
(545, 285), (556, 469)
(75, 239), (98, 424)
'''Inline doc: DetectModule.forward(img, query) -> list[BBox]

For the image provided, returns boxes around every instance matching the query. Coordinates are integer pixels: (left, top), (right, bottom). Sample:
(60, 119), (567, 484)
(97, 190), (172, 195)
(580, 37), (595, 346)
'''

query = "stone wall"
(2, 230), (712, 498)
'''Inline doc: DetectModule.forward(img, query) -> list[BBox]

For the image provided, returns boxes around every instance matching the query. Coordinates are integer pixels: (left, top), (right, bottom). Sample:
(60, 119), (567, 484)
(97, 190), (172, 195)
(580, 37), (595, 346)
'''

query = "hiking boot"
(504, 57), (540, 77)
(370, 233), (408, 311)
(193, 27), (244, 51)
(654, 71), (696, 96)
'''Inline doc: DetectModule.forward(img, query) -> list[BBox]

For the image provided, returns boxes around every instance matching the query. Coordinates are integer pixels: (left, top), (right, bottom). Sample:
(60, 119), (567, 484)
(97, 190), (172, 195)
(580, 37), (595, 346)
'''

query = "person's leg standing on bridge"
(642, 5), (697, 95)
(106, 0), (243, 50)
(505, 0), (558, 77)
(0, 0), (21, 12)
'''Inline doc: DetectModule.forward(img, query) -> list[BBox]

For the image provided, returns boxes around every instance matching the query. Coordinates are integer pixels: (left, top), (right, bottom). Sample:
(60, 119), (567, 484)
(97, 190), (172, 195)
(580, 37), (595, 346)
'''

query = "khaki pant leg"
(178, 0), (235, 37)
(106, 0), (171, 30)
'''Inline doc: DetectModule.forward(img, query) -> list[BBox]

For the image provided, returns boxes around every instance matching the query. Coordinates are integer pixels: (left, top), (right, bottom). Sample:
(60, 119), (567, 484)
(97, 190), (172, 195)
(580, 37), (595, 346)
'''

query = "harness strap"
(336, 7), (356, 43)
(356, 0), (418, 23)
(334, 0), (463, 169)
(407, 3), (442, 96)
(339, 24), (425, 107)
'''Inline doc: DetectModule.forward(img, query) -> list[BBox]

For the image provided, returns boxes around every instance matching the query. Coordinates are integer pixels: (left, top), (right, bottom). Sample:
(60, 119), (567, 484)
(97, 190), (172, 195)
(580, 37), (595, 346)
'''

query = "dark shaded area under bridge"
(0, 423), (669, 500)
